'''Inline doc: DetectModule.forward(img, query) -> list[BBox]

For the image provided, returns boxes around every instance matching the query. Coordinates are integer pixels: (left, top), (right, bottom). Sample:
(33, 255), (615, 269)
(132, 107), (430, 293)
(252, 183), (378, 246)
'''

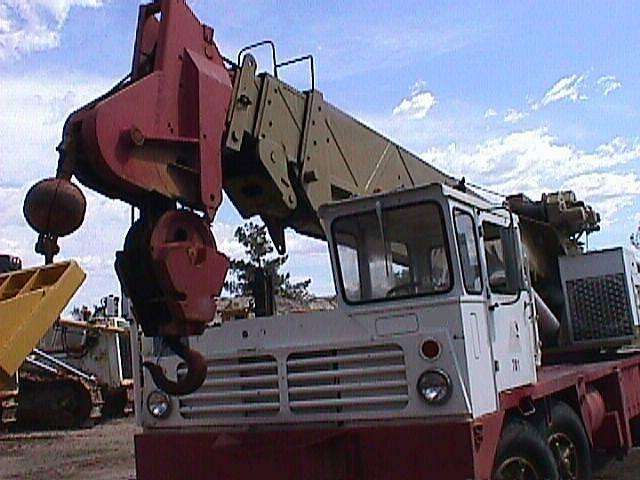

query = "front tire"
(493, 418), (560, 480)
(536, 401), (592, 480)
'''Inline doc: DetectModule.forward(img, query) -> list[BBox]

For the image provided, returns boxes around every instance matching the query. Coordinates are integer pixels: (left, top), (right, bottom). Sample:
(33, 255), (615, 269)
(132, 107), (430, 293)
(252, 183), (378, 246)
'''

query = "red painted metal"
(581, 386), (606, 442)
(591, 363), (636, 450)
(135, 421), (494, 480)
(500, 356), (640, 411)
(42, 0), (234, 340)
(618, 358), (640, 420)
(67, 0), (232, 219)
(148, 210), (229, 336)
(472, 411), (505, 479)
(134, 356), (640, 479)
(594, 411), (625, 450)
(23, 178), (86, 237)
(500, 354), (640, 452)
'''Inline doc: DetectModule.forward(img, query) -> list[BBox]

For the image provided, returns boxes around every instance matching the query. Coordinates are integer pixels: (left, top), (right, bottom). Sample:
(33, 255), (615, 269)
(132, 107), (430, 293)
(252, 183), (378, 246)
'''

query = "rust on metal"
(23, 178), (86, 237)
(115, 210), (228, 338)
(142, 337), (207, 396)
(148, 210), (229, 335)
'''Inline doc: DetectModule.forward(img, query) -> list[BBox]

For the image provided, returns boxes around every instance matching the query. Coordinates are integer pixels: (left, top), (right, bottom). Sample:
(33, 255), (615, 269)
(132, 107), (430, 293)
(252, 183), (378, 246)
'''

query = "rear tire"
(493, 418), (559, 480)
(535, 401), (592, 480)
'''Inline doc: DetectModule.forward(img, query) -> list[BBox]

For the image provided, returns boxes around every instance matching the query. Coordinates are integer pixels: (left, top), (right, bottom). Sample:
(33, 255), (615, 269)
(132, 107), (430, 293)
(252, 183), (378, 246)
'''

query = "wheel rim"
(495, 457), (540, 480)
(548, 432), (578, 480)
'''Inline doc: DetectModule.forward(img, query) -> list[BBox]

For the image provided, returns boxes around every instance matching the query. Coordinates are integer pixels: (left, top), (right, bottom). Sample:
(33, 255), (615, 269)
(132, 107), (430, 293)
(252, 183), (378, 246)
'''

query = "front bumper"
(135, 415), (503, 480)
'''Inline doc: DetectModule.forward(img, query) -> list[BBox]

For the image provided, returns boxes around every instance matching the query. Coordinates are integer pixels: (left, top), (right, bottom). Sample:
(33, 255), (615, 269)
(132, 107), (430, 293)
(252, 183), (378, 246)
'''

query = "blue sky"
(0, 0), (638, 307)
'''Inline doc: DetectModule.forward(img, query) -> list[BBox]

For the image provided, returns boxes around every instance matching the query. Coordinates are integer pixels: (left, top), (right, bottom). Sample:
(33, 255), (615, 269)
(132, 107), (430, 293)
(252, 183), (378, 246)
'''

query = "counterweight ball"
(23, 178), (87, 237)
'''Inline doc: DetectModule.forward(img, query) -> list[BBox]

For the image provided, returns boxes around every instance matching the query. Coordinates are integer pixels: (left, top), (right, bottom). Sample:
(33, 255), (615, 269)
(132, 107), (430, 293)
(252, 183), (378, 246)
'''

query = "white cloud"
(484, 108), (497, 119)
(503, 108), (528, 124)
(0, 74), (114, 185)
(562, 173), (640, 225)
(285, 231), (327, 257)
(493, 73), (620, 124)
(392, 80), (437, 120)
(532, 73), (588, 110)
(212, 219), (244, 260)
(421, 128), (640, 221)
(0, 72), (129, 309)
(0, 0), (104, 60)
(214, 219), (328, 263)
(597, 75), (622, 96)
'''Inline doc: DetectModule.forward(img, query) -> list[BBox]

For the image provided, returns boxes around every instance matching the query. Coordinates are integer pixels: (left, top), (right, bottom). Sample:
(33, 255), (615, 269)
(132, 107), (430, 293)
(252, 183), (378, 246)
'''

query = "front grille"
(179, 355), (280, 419)
(566, 273), (635, 342)
(286, 344), (409, 414)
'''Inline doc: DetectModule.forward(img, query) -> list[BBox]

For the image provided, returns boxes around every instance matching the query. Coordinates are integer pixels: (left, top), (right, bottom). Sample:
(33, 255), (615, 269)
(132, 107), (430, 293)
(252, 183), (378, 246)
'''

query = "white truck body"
(137, 184), (538, 430)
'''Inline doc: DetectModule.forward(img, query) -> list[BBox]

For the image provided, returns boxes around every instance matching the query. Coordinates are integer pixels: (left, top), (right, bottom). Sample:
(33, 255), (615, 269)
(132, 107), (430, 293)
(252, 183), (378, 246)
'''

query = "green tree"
(224, 222), (312, 301)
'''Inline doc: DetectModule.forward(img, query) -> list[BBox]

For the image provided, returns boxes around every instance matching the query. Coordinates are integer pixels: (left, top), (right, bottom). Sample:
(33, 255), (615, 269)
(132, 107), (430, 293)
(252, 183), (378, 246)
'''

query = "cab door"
(452, 207), (498, 416)
(479, 215), (537, 392)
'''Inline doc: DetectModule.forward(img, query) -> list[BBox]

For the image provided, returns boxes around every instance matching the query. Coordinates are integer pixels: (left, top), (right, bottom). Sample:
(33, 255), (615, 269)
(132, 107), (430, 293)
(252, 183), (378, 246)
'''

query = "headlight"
(147, 390), (171, 418)
(417, 369), (452, 405)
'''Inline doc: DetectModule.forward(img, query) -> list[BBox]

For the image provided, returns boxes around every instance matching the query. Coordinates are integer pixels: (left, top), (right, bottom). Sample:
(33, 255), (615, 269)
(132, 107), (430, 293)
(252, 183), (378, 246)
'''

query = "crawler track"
(15, 372), (103, 429)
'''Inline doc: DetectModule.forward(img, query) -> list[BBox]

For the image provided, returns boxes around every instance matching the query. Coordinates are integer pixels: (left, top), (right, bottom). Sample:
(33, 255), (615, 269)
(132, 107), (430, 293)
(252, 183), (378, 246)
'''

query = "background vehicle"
(0, 257), (132, 428)
(38, 295), (134, 418)
(22, 0), (640, 478)
(0, 260), (94, 428)
(0, 254), (23, 424)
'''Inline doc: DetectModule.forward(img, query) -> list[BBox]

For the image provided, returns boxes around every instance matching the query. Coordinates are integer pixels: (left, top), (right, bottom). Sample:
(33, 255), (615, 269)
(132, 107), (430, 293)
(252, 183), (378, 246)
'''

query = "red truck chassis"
(136, 353), (640, 480)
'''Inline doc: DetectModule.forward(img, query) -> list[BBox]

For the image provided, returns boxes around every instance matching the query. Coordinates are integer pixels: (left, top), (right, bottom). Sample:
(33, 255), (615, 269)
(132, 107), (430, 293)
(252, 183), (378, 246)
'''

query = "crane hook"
(143, 337), (207, 396)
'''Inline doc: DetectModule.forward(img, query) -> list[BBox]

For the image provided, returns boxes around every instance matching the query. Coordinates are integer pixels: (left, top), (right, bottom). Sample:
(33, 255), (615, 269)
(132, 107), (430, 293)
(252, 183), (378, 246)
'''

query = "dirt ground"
(0, 419), (138, 480)
(0, 418), (638, 479)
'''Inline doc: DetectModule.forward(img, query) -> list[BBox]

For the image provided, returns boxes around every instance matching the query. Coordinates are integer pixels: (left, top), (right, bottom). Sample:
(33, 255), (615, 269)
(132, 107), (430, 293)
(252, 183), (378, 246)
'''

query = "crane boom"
(223, 56), (454, 250)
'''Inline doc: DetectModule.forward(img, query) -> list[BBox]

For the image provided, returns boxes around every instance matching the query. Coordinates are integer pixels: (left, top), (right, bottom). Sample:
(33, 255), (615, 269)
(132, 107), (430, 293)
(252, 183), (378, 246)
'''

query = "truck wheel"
(536, 401), (592, 480)
(493, 418), (559, 480)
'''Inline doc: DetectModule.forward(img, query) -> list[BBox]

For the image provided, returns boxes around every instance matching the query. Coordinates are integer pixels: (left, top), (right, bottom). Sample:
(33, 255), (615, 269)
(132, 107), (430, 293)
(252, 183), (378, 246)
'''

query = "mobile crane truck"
(21, 1), (640, 478)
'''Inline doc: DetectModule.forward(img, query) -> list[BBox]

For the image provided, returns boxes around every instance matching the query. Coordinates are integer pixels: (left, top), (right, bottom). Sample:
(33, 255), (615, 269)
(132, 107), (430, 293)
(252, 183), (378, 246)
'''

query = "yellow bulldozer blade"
(0, 261), (85, 389)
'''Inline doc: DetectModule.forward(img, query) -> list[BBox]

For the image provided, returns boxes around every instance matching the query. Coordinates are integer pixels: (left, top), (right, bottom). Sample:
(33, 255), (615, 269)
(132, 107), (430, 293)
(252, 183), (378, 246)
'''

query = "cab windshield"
(332, 201), (452, 304)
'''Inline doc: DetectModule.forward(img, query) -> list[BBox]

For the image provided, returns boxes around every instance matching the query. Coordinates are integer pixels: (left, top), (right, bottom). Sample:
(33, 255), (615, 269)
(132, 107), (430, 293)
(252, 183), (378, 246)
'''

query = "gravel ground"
(0, 418), (638, 479)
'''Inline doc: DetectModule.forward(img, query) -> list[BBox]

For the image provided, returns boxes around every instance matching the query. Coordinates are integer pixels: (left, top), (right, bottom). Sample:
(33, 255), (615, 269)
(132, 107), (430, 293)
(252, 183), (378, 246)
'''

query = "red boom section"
(69, 0), (232, 218)
(41, 0), (236, 343)
(20, 0), (237, 392)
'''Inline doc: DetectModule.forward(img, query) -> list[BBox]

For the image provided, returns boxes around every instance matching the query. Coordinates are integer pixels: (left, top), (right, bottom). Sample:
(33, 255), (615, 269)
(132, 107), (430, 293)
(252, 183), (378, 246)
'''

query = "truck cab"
(321, 183), (538, 418)
(138, 184), (538, 429)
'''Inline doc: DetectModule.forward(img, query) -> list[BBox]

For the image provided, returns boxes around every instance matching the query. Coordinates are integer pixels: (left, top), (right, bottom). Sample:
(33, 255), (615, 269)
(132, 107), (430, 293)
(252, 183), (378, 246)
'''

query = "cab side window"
(482, 221), (523, 295)
(454, 210), (483, 294)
